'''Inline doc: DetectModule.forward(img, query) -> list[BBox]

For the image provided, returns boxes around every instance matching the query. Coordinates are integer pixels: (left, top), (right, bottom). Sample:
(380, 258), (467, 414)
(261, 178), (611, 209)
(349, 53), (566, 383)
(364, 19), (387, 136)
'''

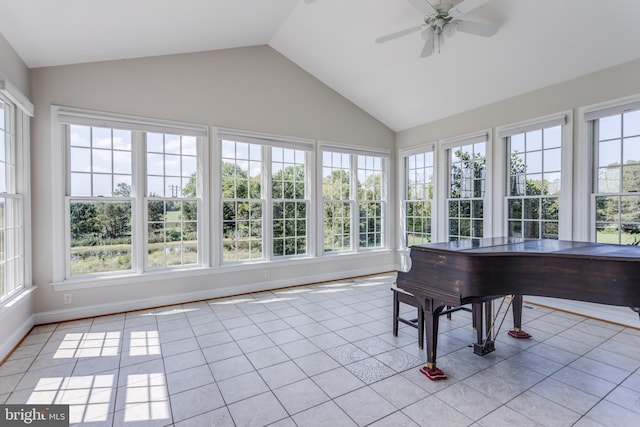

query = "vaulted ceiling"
(2, 0), (640, 131)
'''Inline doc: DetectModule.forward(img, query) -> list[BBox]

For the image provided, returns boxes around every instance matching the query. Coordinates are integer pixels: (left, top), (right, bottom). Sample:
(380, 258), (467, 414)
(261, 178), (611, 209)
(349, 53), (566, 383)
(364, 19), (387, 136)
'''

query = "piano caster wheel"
(473, 341), (495, 356)
(419, 366), (447, 381)
(508, 329), (532, 339)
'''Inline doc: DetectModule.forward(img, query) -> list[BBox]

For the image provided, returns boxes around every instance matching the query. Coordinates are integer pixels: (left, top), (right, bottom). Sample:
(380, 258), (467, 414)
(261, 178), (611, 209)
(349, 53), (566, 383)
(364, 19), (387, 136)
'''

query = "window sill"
(51, 250), (393, 292)
(0, 286), (36, 319)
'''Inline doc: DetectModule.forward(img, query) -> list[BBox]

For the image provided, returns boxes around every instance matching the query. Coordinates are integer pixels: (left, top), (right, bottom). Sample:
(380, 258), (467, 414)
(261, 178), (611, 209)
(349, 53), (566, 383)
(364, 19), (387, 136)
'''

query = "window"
(404, 150), (434, 246)
(68, 125), (133, 275)
(506, 125), (562, 239)
(588, 103), (640, 244)
(146, 133), (198, 269)
(272, 146), (308, 257)
(219, 133), (313, 263)
(0, 94), (25, 301)
(322, 148), (388, 253)
(322, 151), (351, 252)
(447, 137), (486, 241)
(56, 108), (207, 279)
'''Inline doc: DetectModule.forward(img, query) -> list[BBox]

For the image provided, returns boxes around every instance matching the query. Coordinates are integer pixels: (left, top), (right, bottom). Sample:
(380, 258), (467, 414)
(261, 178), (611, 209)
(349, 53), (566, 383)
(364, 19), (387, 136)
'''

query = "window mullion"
(263, 146), (272, 261)
(133, 131), (146, 273)
(351, 153), (358, 253)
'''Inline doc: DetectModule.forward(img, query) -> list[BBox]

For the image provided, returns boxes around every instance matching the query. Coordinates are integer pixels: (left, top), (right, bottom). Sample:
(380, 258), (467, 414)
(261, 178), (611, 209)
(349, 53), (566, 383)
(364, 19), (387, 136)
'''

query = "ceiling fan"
(376, 0), (498, 57)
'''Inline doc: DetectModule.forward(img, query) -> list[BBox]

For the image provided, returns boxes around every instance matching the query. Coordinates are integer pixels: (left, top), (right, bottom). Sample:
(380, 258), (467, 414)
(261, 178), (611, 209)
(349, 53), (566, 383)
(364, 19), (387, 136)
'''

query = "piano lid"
(411, 238), (640, 260)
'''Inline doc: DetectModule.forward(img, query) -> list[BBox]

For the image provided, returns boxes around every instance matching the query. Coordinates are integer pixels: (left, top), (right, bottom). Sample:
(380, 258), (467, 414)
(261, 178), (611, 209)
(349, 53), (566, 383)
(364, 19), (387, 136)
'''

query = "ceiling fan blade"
(420, 28), (435, 57)
(447, 0), (490, 18)
(406, 0), (439, 19)
(453, 19), (498, 37)
(375, 25), (426, 44)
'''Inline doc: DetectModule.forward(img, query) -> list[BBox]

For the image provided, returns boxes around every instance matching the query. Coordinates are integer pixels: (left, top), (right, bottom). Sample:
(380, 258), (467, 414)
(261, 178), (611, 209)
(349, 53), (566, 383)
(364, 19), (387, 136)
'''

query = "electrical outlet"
(63, 294), (72, 304)
(264, 270), (270, 279)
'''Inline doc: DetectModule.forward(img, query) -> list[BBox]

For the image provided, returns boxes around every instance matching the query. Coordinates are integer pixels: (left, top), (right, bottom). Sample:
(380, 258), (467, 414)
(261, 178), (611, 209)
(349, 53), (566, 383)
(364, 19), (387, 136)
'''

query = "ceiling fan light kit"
(376, 0), (498, 57)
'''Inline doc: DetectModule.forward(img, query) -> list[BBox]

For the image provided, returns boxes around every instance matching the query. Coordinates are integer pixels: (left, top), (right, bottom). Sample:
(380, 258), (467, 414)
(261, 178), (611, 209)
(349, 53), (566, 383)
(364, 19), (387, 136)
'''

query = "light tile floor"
(1, 273), (640, 426)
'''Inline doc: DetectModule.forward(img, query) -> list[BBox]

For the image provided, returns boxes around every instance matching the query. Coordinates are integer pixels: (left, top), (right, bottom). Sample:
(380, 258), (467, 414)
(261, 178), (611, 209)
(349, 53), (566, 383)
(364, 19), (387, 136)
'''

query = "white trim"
(578, 94), (640, 242)
(560, 111), (574, 240)
(438, 129), (492, 240)
(51, 108), (67, 283)
(319, 140), (390, 157)
(218, 129), (315, 151)
(495, 110), (573, 240)
(41, 264), (394, 325)
(50, 249), (393, 291)
(575, 106), (594, 242)
(0, 73), (34, 116)
(211, 128), (222, 267)
(398, 142), (436, 158)
(440, 131), (489, 150)
(497, 114), (567, 138)
(52, 106), (209, 282)
(17, 109), (32, 288)
(583, 99), (640, 121)
(0, 288), (35, 361)
(397, 143), (437, 249)
(56, 106), (208, 137)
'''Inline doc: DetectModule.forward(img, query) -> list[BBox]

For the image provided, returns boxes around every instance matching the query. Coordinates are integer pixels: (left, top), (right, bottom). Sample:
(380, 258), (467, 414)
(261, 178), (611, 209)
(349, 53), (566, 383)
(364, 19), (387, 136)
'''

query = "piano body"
(395, 237), (640, 380)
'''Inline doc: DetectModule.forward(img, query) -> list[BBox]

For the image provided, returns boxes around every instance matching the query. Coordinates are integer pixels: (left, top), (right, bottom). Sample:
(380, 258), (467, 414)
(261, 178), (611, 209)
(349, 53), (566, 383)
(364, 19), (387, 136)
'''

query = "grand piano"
(396, 237), (640, 380)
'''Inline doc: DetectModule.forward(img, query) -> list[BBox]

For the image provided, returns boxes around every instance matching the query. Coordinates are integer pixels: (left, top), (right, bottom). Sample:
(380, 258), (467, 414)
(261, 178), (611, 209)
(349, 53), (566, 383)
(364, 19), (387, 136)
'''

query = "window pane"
(69, 200), (132, 276)
(92, 127), (112, 149)
(147, 153), (164, 176)
(147, 199), (198, 270)
(147, 133), (164, 152)
(599, 115), (621, 140)
(113, 129), (131, 150)
(70, 125), (90, 147)
(599, 139), (621, 167)
(70, 147), (91, 172)
(323, 202), (351, 253)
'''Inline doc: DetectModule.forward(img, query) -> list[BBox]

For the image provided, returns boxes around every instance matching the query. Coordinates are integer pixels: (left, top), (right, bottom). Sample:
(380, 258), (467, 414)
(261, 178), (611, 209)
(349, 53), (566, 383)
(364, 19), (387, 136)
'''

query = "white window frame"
(438, 131), (492, 242)
(318, 142), (390, 255)
(496, 112), (573, 240)
(398, 143), (437, 249)
(215, 129), (316, 265)
(581, 96), (640, 244)
(0, 74), (32, 304)
(51, 106), (209, 285)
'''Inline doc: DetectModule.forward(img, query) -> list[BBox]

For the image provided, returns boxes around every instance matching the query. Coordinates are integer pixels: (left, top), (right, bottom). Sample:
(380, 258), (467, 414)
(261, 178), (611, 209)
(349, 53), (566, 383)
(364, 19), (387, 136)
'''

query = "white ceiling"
(2, 0), (640, 132)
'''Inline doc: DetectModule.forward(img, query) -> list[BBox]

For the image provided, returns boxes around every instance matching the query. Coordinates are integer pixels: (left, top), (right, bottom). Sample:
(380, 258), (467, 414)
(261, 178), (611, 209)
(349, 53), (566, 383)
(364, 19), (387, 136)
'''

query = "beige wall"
(0, 33), (29, 97)
(28, 46), (396, 322)
(397, 59), (640, 148)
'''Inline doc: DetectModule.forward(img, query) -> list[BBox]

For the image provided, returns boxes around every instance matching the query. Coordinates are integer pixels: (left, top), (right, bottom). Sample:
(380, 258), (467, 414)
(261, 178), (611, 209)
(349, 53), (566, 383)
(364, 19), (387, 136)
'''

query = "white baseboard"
(525, 296), (640, 329)
(34, 266), (391, 325)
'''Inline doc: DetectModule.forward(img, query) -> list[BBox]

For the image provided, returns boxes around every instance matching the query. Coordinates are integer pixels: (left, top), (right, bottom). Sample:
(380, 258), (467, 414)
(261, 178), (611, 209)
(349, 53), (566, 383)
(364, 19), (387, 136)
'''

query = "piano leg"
(419, 303), (448, 381)
(508, 295), (532, 339)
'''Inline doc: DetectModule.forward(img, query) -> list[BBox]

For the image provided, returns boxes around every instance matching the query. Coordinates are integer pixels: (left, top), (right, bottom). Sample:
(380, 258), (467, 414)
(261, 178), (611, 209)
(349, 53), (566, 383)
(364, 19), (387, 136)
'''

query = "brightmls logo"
(1, 405), (69, 426)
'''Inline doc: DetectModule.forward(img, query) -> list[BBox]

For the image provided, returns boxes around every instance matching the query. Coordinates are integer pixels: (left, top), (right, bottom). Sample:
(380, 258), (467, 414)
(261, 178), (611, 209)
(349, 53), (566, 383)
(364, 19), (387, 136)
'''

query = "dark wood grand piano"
(396, 237), (640, 380)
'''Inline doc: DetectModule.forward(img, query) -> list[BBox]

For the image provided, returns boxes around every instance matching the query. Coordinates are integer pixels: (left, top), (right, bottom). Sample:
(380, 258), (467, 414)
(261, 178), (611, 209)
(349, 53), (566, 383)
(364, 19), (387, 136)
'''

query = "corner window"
(0, 95), (26, 301)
